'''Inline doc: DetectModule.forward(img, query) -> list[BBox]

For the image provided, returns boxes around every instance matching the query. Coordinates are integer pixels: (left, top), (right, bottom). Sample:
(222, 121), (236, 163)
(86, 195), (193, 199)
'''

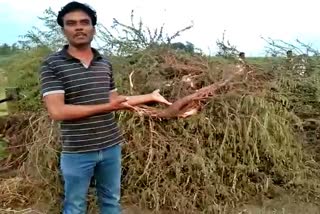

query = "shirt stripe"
(39, 45), (122, 153)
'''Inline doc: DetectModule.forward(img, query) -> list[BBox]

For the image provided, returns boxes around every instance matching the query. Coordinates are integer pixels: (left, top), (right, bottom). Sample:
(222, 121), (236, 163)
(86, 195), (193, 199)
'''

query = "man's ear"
(61, 27), (65, 36)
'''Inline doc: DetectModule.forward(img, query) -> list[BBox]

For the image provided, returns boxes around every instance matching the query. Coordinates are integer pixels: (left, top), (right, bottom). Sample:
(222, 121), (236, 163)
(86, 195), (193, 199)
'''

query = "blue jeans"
(60, 144), (122, 214)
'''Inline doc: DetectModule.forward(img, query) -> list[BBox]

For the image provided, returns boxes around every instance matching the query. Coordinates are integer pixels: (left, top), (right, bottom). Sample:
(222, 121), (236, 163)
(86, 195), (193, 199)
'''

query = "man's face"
(62, 10), (95, 47)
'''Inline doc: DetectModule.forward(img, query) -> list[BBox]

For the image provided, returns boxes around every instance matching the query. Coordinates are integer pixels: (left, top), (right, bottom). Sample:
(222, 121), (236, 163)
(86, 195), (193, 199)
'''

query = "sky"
(0, 0), (319, 56)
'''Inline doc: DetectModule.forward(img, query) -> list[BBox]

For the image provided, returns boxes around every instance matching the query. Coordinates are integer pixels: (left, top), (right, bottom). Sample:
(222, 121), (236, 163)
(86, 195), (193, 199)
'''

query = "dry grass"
(0, 113), (61, 213)
(118, 96), (320, 213)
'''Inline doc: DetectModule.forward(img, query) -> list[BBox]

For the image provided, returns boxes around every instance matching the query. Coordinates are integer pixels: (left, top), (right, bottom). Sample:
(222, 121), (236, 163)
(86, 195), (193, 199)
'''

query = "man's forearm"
(109, 90), (171, 110)
(49, 103), (113, 121)
(126, 94), (154, 106)
(44, 93), (129, 121)
(57, 94), (153, 120)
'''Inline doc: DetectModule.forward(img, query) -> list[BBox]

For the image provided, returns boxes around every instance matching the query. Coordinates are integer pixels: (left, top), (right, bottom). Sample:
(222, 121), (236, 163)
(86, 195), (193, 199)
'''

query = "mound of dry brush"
(1, 48), (320, 213)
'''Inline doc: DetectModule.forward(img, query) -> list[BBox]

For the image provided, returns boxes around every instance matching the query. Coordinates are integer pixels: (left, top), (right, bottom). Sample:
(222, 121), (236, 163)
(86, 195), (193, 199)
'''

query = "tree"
(170, 41), (195, 54)
(0, 43), (11, 55)
(215, 31), (239, 59)
(18, 8), (66, 51)
(96, 10), (194, 56)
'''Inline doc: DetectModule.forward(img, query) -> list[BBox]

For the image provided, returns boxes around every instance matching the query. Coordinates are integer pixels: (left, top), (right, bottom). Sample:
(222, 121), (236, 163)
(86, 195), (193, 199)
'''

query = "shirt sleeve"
(39, 60), (65, 97)
(107, 62), (117, 92)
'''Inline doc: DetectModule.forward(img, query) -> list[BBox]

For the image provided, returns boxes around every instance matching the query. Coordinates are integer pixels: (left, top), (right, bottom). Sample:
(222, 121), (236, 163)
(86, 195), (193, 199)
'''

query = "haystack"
(1, 48), (320, 213)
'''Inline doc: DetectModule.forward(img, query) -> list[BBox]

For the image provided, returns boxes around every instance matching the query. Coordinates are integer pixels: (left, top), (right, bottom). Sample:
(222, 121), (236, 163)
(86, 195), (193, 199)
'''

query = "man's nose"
(75, 23), (84, 31)
(75, 26), (84, 31)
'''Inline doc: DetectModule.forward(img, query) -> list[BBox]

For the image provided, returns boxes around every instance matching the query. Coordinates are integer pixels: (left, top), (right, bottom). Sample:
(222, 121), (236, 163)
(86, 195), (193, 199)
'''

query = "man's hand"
(109, 89), (171, 109)
(151, 89), (172, 106)
(109, 95), (130, 110)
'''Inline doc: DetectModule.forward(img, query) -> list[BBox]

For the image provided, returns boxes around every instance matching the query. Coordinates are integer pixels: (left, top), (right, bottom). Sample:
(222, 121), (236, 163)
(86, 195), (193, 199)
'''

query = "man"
(39, 2), (171, 213)
(239, 52), (245, 61)
(286, 50), (294, 70)
(286, 50), (293, 59)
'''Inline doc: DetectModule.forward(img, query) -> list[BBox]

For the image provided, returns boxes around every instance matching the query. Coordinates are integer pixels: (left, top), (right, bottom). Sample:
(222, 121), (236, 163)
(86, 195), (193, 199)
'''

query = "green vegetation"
(0, 68), (7, 116)
(0, 137), (7, 160)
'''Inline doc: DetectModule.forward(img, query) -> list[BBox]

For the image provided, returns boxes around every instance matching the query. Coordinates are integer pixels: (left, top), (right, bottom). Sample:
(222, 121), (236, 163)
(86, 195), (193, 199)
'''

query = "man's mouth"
(74, 33), (86, 38)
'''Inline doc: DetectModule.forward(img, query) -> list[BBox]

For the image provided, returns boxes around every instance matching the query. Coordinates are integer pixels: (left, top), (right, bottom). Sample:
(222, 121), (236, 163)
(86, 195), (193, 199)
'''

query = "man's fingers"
(117, 96), (129, 103)
(160, 96), (172, 105)
(122, 102), (136, 110)
(159, 98), (172, 105)
(166, 101), (173, 105)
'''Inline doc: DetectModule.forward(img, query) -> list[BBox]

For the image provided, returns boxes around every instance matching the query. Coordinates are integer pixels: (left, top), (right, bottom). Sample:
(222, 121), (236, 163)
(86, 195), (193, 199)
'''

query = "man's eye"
(81, 20), (90, 25)
(66, 22), (76, 26)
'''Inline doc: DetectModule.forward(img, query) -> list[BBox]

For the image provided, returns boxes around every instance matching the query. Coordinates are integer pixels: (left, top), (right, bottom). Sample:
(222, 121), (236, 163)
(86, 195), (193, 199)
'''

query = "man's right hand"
(109, 95), (130, 110)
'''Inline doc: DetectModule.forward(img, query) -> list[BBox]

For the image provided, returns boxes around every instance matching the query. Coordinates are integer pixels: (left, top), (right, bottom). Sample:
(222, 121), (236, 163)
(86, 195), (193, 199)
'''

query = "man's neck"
(67, 44), (93, 60)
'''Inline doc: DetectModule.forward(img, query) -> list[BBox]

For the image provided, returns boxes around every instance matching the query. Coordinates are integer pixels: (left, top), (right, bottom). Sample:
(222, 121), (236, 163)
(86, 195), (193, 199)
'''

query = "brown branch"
(129, 70), (135, 94)
(131, 72), (239, 119)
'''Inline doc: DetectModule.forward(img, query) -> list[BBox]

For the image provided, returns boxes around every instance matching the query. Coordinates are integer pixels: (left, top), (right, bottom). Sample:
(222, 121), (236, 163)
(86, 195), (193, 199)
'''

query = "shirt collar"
(60, 45), (103, 60)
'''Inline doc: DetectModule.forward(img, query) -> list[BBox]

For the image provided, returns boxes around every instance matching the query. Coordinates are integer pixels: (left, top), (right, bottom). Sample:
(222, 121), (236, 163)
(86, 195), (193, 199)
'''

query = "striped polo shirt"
(39, 45), (124, 153)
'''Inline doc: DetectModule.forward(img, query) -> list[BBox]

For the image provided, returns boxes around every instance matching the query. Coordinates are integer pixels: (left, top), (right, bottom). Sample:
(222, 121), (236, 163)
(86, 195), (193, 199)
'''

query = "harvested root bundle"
(131, 76), (237, 118)
(123, 49), (266, 119)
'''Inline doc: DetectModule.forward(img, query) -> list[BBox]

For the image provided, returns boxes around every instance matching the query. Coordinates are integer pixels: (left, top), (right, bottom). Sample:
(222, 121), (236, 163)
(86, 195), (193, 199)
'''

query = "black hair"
(57, 1), (97, 27)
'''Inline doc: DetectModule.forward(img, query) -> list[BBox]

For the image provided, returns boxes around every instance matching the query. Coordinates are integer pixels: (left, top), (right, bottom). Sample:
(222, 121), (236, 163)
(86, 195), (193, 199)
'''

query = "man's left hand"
(151, 89), (172, 106)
